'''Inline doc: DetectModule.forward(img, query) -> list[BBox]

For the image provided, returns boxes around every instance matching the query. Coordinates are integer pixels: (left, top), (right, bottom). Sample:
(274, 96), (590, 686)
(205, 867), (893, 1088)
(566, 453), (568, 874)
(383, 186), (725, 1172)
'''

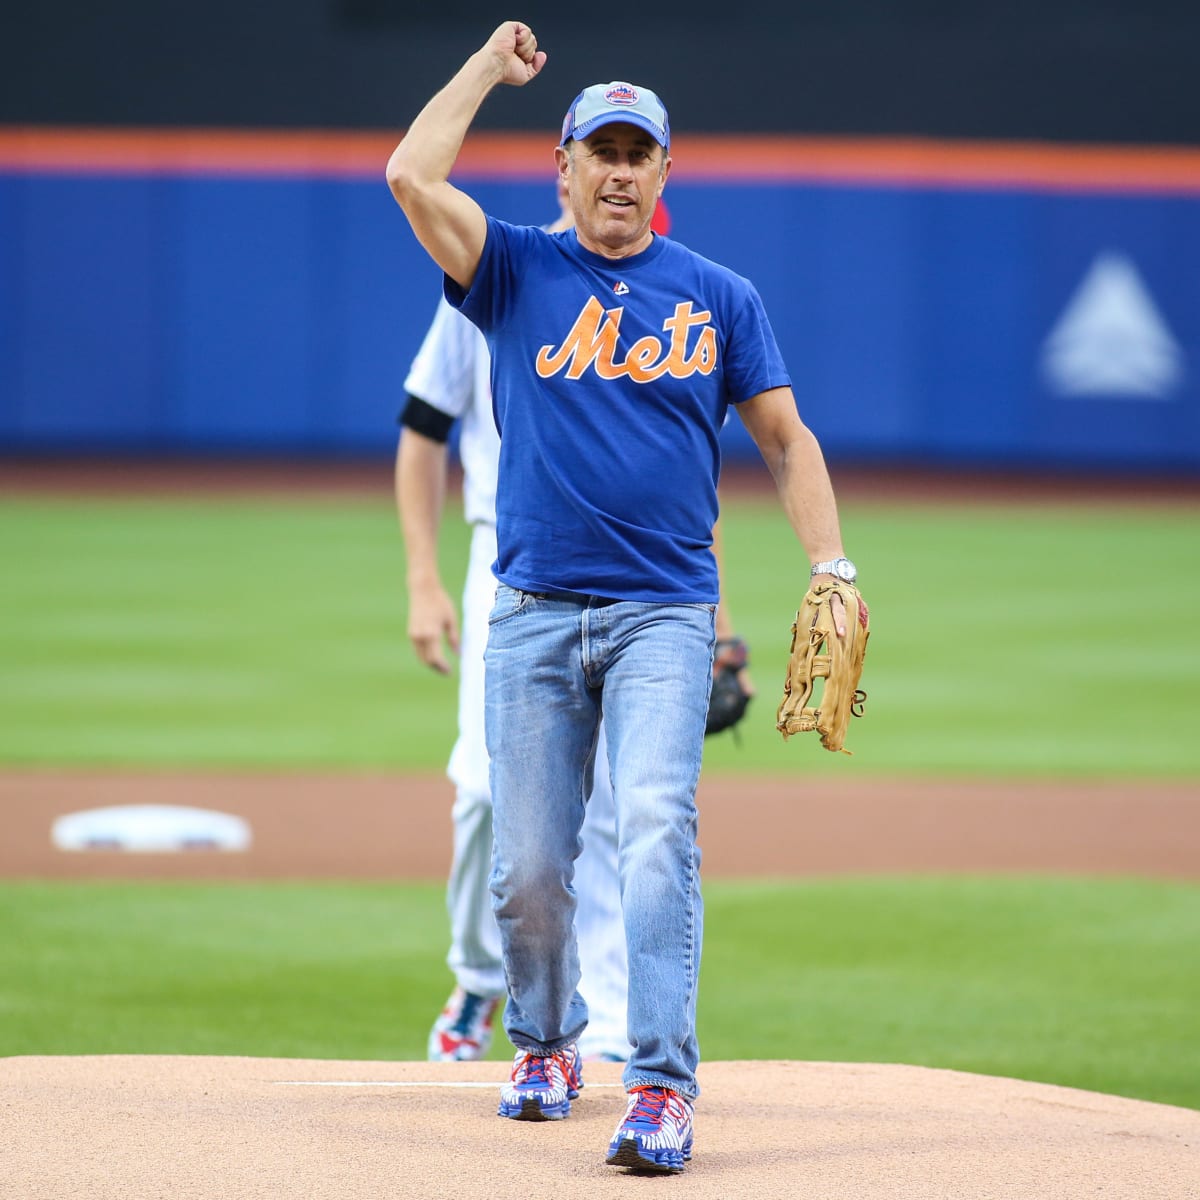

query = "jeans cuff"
(622, 1072), (699, 1102)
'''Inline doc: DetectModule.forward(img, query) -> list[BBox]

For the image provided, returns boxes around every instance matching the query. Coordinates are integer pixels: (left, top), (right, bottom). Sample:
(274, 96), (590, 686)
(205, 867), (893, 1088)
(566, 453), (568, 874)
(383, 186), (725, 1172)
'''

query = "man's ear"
(554, 144), (571, 185)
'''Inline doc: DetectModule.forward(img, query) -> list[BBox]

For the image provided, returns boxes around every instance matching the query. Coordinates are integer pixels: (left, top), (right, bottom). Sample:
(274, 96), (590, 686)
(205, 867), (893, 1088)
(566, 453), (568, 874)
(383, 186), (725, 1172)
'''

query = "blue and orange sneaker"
(427, 987), (503, 1062)
(605, 1086), (694, 1173)
(498, 1045), (583, 1121)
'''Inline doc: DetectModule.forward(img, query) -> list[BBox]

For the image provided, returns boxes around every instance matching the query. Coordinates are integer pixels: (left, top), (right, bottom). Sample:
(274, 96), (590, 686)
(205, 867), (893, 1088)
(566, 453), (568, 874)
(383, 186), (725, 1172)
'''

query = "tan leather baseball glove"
(776, 581), (870, 754)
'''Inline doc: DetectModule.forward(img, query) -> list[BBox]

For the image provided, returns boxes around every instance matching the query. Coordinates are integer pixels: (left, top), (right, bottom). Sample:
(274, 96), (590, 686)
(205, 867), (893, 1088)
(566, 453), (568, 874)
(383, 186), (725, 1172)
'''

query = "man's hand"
(407, 582), (460, 675)
(485, 21), (547, 87)
(811, 573), (847, 636)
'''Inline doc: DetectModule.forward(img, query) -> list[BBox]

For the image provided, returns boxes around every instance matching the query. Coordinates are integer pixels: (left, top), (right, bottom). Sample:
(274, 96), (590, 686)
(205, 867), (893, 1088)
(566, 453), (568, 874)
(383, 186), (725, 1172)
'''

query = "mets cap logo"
(605, 84), (640, 106)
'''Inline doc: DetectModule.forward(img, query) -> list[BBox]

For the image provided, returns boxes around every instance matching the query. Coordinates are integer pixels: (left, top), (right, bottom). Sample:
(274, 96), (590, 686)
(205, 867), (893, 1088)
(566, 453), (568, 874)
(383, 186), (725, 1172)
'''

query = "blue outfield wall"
(2, 169), (1198, 471)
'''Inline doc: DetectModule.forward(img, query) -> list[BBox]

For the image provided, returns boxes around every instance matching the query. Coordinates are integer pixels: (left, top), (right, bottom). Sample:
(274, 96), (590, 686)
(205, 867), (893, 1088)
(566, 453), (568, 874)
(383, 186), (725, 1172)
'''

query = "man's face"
(556, 124), (671, 258)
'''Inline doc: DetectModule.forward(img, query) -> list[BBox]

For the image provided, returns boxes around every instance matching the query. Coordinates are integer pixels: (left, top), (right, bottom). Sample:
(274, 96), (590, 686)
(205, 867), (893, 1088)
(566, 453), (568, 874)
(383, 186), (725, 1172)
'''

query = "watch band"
(811, 557), (857, 582)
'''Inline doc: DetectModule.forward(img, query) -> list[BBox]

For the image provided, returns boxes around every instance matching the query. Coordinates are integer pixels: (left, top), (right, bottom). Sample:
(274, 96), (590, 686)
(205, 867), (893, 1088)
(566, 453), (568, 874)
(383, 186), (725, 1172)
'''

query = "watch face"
(835, 558), (857, 582)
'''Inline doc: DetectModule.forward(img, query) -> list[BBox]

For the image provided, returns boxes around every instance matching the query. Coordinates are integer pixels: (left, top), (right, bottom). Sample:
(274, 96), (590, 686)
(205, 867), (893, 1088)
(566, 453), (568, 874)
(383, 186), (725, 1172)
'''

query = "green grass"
(1, 498), (440, 767)
(1, 881), (441, 1060)
(3, 876), (1197, 1110)
(3, 493), (1199, 776)
(700, 875), (1200, 1110)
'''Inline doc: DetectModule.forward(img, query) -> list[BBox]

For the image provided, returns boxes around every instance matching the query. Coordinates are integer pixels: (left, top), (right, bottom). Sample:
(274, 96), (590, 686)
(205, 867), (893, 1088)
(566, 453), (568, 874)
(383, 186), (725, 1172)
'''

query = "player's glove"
(705, 636), (752, 737)
(776, 581), (870, 754)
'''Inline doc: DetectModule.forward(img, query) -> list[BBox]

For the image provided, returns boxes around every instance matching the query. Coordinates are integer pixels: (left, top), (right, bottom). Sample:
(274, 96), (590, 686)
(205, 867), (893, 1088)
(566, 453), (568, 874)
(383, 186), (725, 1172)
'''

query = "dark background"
(2, 0), (1198, 143)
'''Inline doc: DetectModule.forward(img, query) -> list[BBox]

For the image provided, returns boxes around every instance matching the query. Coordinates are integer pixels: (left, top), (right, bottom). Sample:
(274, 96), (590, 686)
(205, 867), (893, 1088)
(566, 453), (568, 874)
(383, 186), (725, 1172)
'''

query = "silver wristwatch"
(811, 556), (857, 584)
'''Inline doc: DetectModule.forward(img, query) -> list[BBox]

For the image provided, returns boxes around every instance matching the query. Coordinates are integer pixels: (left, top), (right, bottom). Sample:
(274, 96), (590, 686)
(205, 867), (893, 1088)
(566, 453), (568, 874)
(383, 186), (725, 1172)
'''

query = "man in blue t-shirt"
(387, 21), (860, 1175)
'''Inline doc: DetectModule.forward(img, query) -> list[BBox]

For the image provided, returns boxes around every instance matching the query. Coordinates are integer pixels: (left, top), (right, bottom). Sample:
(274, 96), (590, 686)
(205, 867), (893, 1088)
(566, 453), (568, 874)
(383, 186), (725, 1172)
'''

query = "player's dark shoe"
(605, 1086), (694, 1173)
(427, 986), (503, 1062)
(498, 1045), (582, 1120)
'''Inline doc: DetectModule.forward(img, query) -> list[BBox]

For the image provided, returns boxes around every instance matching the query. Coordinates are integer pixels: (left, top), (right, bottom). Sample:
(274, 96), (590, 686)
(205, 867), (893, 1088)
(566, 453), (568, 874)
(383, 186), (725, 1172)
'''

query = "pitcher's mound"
(5, 1056), (1196, 1199)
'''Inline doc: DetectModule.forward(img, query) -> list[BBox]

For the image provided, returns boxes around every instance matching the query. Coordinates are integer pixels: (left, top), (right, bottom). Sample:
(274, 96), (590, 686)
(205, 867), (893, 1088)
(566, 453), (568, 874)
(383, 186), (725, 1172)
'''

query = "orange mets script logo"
(535, 297), (718, 383)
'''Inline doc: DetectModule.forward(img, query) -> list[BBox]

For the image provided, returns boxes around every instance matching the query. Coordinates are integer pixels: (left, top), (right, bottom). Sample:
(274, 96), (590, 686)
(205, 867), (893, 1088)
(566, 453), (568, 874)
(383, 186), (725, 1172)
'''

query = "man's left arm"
(737, 386), (850, 635)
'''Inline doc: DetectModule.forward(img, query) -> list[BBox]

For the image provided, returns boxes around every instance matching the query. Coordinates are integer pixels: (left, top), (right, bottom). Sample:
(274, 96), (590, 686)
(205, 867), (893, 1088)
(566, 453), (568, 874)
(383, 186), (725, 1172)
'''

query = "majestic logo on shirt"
(535, 296), (717, 383)
(613, 281), (630, 296)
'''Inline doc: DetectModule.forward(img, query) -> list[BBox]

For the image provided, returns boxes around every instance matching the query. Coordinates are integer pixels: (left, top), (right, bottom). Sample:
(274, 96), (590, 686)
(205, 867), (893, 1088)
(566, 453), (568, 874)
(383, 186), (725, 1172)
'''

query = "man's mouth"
(601, 195), (636, 211)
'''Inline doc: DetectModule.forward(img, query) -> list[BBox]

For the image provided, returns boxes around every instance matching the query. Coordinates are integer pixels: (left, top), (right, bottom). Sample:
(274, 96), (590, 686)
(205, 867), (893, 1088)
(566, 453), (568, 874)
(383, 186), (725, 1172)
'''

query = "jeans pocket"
(488, 583), (532, 626)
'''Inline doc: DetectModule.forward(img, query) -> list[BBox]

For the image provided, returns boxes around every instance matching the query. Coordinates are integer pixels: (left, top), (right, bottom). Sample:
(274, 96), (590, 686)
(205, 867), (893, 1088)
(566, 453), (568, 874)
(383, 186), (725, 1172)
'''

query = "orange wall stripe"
(674, 135), (1200, 194)
(3, 126), (1200, 194)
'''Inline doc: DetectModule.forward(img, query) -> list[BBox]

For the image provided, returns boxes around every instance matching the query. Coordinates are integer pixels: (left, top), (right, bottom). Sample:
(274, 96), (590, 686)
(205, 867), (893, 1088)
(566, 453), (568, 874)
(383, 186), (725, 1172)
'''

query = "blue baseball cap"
(559, 82), (671, 150)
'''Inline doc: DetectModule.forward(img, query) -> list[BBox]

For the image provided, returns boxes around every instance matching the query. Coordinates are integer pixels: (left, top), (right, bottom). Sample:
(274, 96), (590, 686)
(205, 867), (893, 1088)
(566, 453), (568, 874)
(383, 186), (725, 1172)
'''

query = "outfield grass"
(3, 876), (1197, 1110)
(3, 493), (1198, 775)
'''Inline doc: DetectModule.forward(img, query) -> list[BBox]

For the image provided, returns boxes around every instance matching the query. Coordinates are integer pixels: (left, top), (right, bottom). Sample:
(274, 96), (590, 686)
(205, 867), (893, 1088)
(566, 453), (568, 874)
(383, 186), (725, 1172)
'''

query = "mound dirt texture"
(5, 1055), (1198, 1199)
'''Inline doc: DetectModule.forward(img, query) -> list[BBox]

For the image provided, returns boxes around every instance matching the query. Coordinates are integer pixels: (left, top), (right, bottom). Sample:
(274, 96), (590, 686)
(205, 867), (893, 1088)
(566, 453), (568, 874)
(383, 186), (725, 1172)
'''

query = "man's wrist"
(470, 45), (510, 90)
(407, 567), (444, 591)
(810, 556), (857, 584)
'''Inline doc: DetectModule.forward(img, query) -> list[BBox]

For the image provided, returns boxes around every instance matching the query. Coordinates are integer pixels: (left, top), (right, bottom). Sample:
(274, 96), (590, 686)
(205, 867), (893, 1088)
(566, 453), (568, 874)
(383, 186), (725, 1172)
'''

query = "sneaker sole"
(605, 1136), (690, 1173)
(498, 1095), (571, 1121)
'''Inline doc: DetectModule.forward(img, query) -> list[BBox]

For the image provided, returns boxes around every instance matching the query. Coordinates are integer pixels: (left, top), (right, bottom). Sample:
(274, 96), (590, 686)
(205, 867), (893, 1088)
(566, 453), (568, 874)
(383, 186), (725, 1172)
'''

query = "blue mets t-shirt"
(446, 217), (790, 603)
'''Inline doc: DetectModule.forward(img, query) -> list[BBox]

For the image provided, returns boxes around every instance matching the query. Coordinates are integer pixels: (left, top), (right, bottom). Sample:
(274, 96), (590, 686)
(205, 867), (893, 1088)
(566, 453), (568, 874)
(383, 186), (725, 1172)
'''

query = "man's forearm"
(386, 48), (504, 198)
(395, 433), (450, 589)
(385, 23), (544, 287)
(771, 426), (845, 568)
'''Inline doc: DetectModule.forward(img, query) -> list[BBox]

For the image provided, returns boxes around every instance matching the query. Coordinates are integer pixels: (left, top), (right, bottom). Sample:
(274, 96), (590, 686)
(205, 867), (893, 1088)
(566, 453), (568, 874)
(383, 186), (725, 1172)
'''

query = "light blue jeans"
(485, 584), (715, 1101)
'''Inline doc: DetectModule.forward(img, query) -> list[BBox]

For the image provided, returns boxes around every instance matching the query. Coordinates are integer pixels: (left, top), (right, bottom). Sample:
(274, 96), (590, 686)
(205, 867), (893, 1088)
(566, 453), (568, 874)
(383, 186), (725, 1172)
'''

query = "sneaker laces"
(626, 1086), (676, 1127)
(514, 1050), (572, 1087)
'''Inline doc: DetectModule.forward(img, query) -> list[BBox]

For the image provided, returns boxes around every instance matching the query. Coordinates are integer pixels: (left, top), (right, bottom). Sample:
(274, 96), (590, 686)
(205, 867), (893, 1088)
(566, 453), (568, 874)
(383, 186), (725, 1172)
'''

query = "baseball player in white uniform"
(396, 188), (640, 1063)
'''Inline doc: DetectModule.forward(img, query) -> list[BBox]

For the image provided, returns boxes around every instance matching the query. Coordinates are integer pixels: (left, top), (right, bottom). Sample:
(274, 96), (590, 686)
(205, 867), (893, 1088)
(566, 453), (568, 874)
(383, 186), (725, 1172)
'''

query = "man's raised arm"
(386, 21), (546, 290)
